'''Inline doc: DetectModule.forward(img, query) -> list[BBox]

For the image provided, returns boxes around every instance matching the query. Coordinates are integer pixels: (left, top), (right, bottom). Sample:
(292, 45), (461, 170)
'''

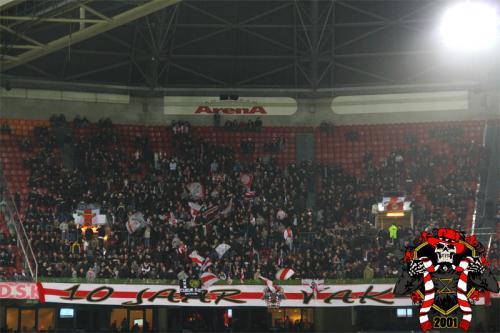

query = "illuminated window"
(269, 308), (314, 331)
(110, 308), (127, 330)
(6, 308), (18, 331)
(38, 308), (56, 331)
(20, 309), (36, 332)
(145, 309), (153, 330)
(130, 310), (144, 329)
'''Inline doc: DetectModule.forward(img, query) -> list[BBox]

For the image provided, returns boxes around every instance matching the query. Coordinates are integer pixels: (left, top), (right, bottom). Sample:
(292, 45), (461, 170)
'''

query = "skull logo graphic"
(435, 242), (456, 264)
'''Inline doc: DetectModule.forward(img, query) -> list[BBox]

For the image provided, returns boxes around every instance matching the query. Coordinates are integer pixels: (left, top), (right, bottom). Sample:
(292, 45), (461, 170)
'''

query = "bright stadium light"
(439, 1), (499, 51)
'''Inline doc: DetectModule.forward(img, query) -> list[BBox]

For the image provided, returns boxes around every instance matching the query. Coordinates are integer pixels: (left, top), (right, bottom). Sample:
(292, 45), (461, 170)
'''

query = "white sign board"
(164, 96), (297, 116)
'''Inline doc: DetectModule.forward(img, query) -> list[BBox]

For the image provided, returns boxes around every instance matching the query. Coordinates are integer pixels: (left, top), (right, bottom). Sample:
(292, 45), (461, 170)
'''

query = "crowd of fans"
(224, 118), (262, 132)
(263, 137), (286, 153)
(0, 116), (497, 284)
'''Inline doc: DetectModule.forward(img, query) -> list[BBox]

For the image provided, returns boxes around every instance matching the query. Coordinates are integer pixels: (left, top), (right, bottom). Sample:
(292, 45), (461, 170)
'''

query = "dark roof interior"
(0, 0), (489, 91)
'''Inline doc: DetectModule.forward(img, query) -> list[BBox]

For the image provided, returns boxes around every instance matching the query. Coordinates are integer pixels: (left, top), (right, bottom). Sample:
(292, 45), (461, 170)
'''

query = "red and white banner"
(0, 282), (40, 300)
(73, 209), (107, 226)
(37, 282), (431, 307)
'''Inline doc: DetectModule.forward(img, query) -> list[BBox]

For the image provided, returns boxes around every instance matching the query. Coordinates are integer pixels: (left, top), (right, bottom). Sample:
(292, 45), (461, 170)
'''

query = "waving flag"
(275, 268), (295, 280)
(189, 251), (213, 271)
(73, 209), (106, 227)
(283, 227), (293, 241)
(189, 251), (205, 266)
(259, 275), (276, 293)
(202, 204), (219, 220)
(126, 212), (147, 234)
(167, 212), (178, 226)
(200, 272), (219, 287)
(188, 202), (202, 217)
(215, 243), (231, 259)
(301, 279), (328, 299)
(221, 199), (233, 217)
(187, 182), (205, 199)
(239, 173), (253, 188)
(201, 258), (212, 271)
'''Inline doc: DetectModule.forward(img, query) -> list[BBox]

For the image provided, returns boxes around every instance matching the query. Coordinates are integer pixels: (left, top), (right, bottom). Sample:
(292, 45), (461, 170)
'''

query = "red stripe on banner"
(485, 291), (491, 305)
(279, 270), (288, 281)
(423, 274), (431, 282)
(43, 288), (70, 297)
(36, 282), (45, 304)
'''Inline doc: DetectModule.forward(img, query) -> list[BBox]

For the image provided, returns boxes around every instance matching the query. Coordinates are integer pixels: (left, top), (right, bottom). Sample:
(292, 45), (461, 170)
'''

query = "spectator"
(213, 112), (221, 128)
(363, 263), (374, 280)
(0, 122), (11, 135)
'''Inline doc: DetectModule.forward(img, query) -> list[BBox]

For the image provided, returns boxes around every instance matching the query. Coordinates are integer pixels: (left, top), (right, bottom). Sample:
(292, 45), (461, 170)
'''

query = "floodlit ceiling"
(0, 0), (496, 93)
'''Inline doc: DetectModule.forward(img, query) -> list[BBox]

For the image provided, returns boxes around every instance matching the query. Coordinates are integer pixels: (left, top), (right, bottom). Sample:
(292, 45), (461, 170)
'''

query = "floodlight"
(439, 1), (499, 51)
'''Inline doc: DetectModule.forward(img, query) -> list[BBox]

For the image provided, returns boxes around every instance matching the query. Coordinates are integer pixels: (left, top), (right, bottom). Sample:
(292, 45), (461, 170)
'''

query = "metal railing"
(0, 172), (37, 281)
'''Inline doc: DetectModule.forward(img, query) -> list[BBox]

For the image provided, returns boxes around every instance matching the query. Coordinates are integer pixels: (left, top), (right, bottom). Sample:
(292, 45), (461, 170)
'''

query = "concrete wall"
(0, 89), (496, 126)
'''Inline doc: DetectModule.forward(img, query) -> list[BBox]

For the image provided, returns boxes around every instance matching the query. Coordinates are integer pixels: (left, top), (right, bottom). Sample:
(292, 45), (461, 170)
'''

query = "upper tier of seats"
(0, 118), (491, 279)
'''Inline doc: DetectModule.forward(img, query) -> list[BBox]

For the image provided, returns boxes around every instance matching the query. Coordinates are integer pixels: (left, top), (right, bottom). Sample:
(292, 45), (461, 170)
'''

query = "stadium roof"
(0, 0), (492, 94)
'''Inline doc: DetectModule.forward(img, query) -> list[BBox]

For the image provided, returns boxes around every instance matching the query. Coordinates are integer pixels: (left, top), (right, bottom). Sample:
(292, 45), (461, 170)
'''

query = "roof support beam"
(1, 0), (182, 71)
(80, 4), (110, 21)
(0, 0), (23, 11)
(0, 44), (42, 49)
(0, 15), (105, 24)
(0, 23), (45, 47)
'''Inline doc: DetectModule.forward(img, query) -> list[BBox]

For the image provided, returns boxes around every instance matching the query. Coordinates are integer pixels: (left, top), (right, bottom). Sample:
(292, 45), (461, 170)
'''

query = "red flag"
(188, 202), (201, 217)
(200, 272), (219, 287)
(259, 275), (276, 293)
(188, 251), (204, 266)
(239, 173), (253, 187)
(275, 268), (295, 280)
(201, 258), (212, 271)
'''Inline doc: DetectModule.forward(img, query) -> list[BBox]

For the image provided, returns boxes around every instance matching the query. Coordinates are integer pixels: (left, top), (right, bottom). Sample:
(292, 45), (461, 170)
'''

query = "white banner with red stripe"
(35, 282), (449, 307)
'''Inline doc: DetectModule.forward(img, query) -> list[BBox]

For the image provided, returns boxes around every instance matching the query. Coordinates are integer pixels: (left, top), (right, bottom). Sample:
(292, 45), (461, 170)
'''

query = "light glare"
(439, 1), (499, 51)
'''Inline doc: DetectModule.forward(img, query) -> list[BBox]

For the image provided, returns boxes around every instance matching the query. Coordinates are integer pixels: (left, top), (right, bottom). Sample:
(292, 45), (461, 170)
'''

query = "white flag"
(215, 243), (231, 259)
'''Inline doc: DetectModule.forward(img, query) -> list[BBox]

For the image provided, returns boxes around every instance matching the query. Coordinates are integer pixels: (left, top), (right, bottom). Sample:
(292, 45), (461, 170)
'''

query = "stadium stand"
(0, 117), (497, 283)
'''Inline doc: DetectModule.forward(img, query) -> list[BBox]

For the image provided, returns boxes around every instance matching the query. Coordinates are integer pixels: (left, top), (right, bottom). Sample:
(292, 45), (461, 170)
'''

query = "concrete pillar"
(157, 307), (168, 332)
(313, 308), (328, 332)
(0, 305), (5, 329)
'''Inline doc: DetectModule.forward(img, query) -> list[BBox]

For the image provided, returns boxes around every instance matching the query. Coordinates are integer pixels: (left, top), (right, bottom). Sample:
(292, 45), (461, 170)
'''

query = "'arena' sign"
(164, 96), (297, 116)
(195, 106), (267, 114)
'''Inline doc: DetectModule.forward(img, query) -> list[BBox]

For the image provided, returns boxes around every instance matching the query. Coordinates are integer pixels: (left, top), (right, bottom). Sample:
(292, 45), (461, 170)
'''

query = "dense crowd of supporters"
(0, 116), (498, 284)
